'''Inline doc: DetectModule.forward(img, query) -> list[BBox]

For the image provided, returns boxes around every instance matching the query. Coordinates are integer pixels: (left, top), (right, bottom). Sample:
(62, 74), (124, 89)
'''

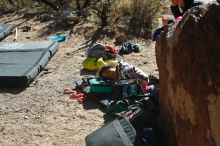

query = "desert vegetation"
(0, 0), (168, 38)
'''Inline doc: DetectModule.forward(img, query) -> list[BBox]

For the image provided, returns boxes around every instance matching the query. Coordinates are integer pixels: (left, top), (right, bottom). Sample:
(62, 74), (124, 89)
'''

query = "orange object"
(171, 0), (184, 7)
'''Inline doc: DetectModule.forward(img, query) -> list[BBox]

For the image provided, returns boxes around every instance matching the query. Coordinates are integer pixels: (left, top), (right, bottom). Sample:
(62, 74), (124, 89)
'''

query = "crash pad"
(0, 41), (59, 86)
(0, 24), (13, 41)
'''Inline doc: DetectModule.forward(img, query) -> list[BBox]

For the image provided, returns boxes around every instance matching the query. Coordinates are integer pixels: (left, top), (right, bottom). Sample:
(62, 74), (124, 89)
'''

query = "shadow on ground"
(71, 27), (116, 55)
(80, 69), (96, 76)
(82, 99), (115, 124)
(38, 21), (77, 37)
(0, 87), (25, 94)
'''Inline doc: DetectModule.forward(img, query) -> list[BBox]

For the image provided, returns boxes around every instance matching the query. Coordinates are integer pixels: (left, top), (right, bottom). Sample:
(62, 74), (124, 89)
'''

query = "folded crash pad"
(0, 41), (59, 86)
(0, 24), (13, 41)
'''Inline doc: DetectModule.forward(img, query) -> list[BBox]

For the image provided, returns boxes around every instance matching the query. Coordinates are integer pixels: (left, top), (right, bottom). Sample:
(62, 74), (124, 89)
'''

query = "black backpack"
(85, 116), (143, 146)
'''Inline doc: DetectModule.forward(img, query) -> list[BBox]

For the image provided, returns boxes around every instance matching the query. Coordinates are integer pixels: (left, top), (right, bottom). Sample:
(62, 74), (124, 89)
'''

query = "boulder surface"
(156, 1), (220, 146)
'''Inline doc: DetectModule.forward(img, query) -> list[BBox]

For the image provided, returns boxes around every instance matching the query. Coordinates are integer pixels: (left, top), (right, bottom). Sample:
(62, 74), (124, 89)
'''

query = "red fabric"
(141, 81), (151, 93)
(69, 89), (86, 104)
(105, 45), (117, 59)
(175, 16), (182, 21)
(64, 88), (86, 104)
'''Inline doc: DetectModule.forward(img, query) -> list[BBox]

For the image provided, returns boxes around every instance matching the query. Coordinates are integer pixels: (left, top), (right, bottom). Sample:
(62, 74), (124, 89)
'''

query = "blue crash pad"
(0, 24), (13, 41)
(0, 41), (59, 86)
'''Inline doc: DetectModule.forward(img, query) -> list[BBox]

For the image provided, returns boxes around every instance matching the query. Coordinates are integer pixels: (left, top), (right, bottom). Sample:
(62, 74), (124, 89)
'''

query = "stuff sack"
(87, 43), (117, 60)
(85, 116), (143, 146)
(87, 43), (106, 58)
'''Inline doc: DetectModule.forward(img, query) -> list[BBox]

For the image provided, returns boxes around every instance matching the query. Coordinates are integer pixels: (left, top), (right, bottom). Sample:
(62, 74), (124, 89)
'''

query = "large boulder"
(155, 1), (220, 146)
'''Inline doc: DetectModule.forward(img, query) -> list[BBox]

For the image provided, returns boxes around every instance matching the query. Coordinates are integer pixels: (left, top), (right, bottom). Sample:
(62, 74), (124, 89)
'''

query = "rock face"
(155, 1), (220, 146)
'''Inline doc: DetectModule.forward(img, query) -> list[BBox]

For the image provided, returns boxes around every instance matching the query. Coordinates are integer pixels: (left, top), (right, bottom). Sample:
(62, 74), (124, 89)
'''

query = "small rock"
(0, 127), (5, 132)
(35, 115), (41, 119)
(34, 133), (44, 137)
(59, 10), (78, 23)
(38, 14), (54, 22)
(115, 34), (127, 44)
(21, 26), (31, 32)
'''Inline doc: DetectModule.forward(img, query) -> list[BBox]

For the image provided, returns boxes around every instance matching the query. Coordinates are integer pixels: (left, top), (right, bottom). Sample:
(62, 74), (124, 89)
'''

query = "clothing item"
(82, 57), (117, 71)
(64, 88), (86, 103)
(171, 0), (204, 18)
(87, 43), (117, 60)
(116, 60), (149, 82)
(152, 27), (165, 42)
(152, 20), (174, 42)
(118, 42), (140, 55)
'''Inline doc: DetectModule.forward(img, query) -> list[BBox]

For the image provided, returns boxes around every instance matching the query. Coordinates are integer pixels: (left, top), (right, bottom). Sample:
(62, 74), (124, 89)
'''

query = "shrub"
(127, 0), (163, 37)
(1, 0), (167, 39)
(91, 0), (115, 27)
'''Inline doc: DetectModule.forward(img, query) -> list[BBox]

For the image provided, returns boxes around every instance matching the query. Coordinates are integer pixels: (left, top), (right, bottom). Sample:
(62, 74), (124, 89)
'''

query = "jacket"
(171, 0), (205, 18)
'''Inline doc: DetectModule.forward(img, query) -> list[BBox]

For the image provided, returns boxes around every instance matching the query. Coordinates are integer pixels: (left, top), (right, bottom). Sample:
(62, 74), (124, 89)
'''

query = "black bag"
(85, 117), (143, 146)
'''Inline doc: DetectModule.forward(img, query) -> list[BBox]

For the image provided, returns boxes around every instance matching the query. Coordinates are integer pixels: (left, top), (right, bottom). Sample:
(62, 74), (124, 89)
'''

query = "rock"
(37, 14), (54, 22)
(59, 10), (79, 24)
(115, 34), (128, 44)
(155, 1), (220, 146)
(21, 26), (31, 32)
(34, 133), (44, 137)
(66, 52), (71, 56)
(143, 61), (148, 64)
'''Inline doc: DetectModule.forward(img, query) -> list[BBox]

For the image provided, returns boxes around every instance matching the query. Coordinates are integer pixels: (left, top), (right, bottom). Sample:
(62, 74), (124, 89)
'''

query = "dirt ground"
(0, 12), (159, 146)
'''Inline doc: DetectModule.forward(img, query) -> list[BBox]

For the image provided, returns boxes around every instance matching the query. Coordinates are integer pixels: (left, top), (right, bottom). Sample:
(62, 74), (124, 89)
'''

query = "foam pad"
(0, 41), (59, 86)
(0, 24), (13, 41)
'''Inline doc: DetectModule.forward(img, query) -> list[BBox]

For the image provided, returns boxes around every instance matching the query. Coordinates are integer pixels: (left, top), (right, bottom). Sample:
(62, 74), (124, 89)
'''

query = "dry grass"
(0, 0), (168, 39)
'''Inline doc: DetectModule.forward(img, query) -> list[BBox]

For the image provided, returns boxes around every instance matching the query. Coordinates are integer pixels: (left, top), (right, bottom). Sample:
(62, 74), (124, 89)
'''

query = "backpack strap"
(113, 118), (134, 146)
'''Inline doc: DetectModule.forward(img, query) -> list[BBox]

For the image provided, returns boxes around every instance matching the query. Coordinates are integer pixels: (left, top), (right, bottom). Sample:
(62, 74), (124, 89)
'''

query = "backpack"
(85, 116), (143, 146)
(87, 43), (117, 60)
(74, 78), (145, 99)
(74, 77), (115, 99)
(115, 79), (145, 99)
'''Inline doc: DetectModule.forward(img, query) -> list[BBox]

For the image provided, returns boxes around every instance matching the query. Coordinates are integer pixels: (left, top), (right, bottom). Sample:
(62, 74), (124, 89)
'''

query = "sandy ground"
(0, 12), (158, 146)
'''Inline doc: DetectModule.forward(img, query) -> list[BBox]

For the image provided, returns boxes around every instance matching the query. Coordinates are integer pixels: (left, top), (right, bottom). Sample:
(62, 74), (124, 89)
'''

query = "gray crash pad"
(0, 24), (13, 41)
(0, 41), (59, 86)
